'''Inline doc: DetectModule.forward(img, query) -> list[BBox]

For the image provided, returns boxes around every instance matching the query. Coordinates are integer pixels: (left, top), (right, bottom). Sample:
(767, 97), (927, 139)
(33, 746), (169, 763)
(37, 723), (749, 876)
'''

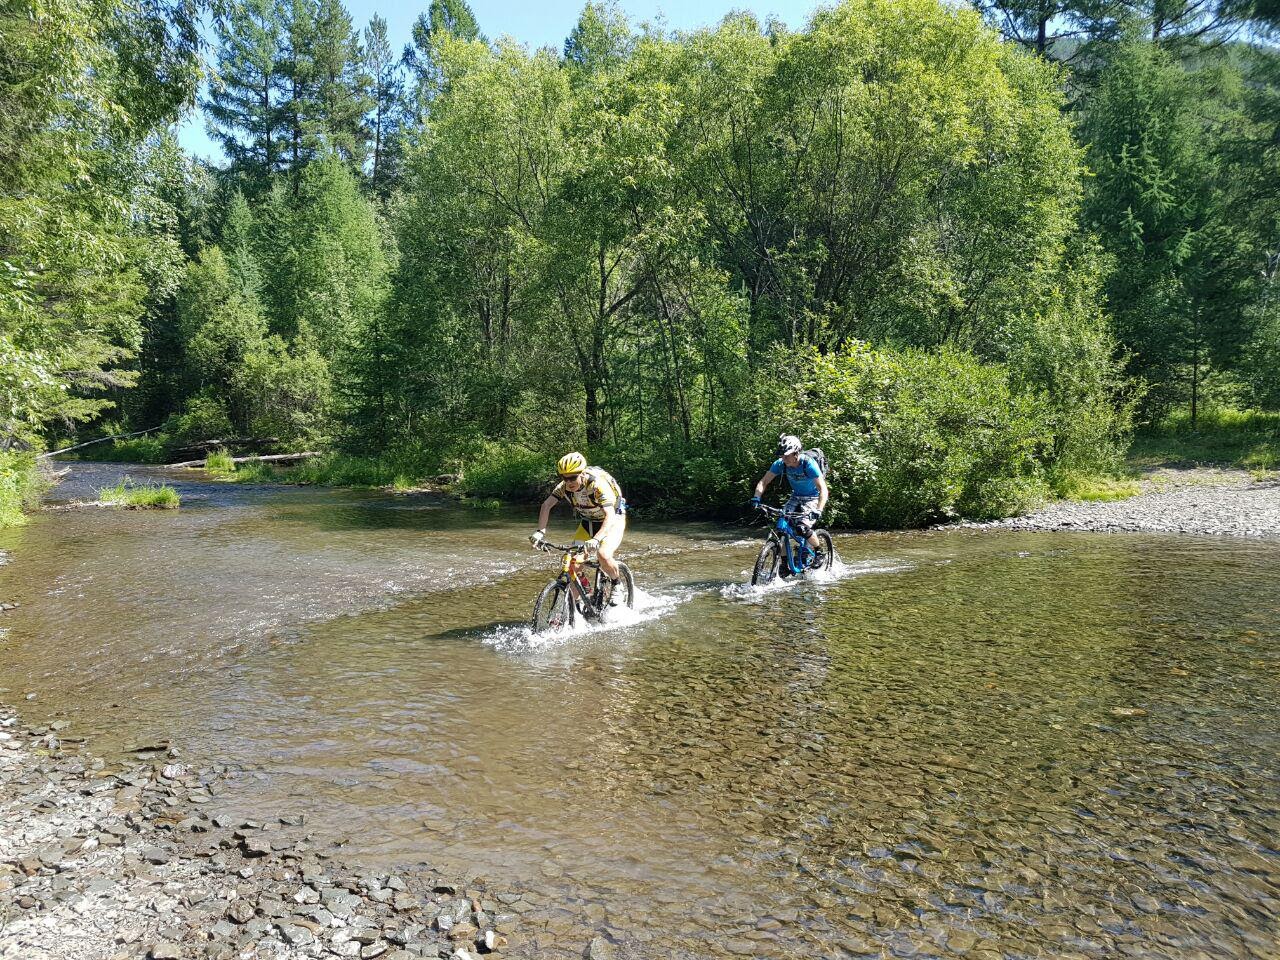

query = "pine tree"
(402, 0), (482, 110)
(204, 0), (288, 184)
(279, 0), (318, 174)
(364, 14), (406, 196)
(309, 0), (372, 166)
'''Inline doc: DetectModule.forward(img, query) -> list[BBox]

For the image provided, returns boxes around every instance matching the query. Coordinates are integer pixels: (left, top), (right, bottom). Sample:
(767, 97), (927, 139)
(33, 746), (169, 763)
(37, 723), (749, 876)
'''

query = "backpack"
(803, 448), (828, 477)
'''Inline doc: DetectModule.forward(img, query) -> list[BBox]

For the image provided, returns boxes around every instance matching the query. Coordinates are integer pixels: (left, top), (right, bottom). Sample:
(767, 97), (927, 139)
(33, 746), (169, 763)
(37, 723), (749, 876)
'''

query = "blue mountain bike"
(751, 504), (835, 586)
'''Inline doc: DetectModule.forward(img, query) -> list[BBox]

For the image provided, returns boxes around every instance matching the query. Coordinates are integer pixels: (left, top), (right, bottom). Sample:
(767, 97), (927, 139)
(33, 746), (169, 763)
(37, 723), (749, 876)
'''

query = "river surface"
(2, 463), (1279, 959)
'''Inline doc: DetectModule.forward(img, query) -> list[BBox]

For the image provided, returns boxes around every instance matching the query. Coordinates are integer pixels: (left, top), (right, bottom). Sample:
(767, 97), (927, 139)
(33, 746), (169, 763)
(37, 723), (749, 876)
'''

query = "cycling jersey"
(770, 455), (822, 499)
(552, 466), (624, 522)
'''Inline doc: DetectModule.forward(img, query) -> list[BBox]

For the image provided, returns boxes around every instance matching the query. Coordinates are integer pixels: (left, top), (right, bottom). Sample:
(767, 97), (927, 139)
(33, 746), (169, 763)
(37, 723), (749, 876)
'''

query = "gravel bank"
(965, 468), (1280, 538)
(0, 707), (520, 960)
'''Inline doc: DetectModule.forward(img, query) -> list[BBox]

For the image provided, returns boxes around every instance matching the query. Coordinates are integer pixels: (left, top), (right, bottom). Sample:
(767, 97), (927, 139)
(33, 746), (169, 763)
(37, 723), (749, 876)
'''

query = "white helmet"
(777, 434), (802, 456)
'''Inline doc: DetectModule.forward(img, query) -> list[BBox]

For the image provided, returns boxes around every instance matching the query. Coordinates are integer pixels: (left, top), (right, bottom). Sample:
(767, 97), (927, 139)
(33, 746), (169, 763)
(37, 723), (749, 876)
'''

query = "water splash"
(483, 586), (690, 651)
(720, 556), (913, 601)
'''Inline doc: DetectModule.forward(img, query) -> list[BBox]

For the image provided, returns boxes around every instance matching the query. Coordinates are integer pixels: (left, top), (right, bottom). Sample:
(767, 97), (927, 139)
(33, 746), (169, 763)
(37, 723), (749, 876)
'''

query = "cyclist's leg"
(596, 514), (625, 581)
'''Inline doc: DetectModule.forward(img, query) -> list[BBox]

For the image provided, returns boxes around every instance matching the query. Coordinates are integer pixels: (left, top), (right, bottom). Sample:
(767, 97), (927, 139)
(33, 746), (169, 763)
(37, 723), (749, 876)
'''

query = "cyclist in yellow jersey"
(530, 452), (627, 583)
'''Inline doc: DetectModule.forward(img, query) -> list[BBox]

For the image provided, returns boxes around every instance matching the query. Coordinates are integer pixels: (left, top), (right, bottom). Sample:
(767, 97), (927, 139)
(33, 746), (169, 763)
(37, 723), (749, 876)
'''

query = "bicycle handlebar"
(535, 540), (595, 556)
(754, 503), (810, 520)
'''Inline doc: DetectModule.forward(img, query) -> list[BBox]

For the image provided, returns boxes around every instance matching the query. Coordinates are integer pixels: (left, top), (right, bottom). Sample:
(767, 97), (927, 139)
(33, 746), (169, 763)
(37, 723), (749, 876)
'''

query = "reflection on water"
(2, 464), (1279, 958)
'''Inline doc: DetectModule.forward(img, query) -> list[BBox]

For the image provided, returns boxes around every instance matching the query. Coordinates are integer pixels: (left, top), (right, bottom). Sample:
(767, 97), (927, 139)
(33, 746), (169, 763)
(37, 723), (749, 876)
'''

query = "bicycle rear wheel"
(751, 540), (782, 586)
(612, 562), (635, 611)
(592, 563), (635, 617)
(532, 580), (575, 633)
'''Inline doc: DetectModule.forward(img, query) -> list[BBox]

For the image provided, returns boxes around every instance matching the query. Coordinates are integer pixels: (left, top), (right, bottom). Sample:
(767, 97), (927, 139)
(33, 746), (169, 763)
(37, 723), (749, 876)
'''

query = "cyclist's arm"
(753, 470), (778, 498)
(536, 494), (560, 531)
(815, 472), (828, 515)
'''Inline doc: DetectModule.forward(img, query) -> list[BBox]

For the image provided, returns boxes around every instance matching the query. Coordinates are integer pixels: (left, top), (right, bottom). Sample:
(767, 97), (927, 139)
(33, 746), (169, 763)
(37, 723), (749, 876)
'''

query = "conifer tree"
(204, 0), (288, 184)
(402, 0), (482, 110)
(309, 0), (372, 165)
(364, 14), (406, 196)
(279, 0), (318, 174)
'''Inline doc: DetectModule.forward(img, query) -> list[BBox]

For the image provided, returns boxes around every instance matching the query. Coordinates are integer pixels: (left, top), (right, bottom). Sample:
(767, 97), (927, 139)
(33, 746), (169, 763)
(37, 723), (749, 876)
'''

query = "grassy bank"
(1129, 409), (1280, 471)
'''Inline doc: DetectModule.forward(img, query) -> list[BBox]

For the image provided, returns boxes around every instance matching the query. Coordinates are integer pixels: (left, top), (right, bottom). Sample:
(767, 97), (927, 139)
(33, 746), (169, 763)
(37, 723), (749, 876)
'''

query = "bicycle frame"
(757, 505), (816, 577)
(539, 541), (608, 619)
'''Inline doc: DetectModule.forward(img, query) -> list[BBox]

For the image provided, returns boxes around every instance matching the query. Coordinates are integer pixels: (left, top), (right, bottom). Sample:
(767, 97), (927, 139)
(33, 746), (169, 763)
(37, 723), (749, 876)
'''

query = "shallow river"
(2, 463), (1279, 959)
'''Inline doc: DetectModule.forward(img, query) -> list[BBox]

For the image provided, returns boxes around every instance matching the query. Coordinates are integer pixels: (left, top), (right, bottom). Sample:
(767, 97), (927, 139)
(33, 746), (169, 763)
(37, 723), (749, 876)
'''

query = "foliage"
(37, 0), (1280, 528)
(361, 0), (1114, 523)
(0, 453), (44, 527)
(97, 477), (181, 509)
(71, 435), (170, 463)
(230, 450), (434, 487)
(778, 344), (1053, 527)
(455, 443), (556, 501)
(1081, 36), (1257, 421)
(0, 0), (182, 449)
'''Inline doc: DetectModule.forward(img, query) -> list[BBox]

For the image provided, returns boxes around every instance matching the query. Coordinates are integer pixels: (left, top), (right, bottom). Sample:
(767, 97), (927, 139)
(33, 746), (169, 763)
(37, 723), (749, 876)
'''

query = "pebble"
(0, 705), (491, 960)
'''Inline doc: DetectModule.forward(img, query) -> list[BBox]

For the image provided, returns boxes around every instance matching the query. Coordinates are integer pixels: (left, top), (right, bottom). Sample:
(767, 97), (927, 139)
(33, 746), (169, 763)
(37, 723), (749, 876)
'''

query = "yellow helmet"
(556, 451), (587, 477)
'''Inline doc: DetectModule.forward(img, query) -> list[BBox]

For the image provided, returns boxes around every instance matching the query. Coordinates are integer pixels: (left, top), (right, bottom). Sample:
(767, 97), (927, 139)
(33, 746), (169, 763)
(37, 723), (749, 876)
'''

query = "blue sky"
(178, 0), (822, 162)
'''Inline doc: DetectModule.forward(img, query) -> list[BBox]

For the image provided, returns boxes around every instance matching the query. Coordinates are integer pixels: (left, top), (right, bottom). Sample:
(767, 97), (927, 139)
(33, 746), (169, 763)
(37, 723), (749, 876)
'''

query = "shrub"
(603, 441), (750, 517)
(455, 442), (555, 501)
(0, 453), (43, 527)
(71, 434), (170, 463)
(778, 344), (1053, 527)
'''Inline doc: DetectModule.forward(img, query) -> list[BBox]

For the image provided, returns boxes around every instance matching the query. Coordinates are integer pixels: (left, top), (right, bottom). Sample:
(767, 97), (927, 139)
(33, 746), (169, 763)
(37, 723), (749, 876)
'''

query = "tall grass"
(1052, 474), (1141, 502)
(204, 449), (237, 475)
(97, 478), (181, 509)
(1129, 408), (1280, 469)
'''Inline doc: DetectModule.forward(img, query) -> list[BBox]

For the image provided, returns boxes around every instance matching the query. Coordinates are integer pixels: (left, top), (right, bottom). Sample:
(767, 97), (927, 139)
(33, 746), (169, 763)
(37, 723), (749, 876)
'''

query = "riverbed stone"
(277, 921), (315, 945)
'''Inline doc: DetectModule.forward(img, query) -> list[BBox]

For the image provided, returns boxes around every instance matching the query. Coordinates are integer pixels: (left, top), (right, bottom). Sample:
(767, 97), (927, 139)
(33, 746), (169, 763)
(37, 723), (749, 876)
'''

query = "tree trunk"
(1191, 334), (1199, 427)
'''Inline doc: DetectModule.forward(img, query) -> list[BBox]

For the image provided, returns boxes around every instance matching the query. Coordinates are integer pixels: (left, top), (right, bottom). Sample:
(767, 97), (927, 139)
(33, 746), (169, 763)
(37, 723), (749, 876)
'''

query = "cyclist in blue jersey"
(750, 434), (830, 568)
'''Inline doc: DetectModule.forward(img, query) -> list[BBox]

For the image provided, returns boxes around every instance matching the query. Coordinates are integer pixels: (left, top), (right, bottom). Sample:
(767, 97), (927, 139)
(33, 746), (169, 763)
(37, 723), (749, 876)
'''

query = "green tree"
(403, 0), (483, 110)
(1082, 37), (1254, 420)
(205, 0), (289, 185)
(1, 0), (197, 450)
(364, 14), (407, 196)
(309, 0), (372, 165)
(564, 1), (633, 75)
(279, 0), (319, 174)
(175, 246), (270, 434)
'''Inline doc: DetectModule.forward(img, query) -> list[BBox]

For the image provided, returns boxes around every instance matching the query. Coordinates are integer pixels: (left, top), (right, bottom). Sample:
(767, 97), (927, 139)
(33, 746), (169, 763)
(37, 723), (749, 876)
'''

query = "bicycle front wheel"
(751, 540), (781, 586)
(532, 580), (575, 633)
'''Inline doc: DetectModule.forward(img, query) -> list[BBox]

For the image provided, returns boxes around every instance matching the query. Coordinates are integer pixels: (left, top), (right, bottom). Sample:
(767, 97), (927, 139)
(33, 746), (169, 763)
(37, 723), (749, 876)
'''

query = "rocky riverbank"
(965, 467), (1280, 538)
(0, 708), (520, 960)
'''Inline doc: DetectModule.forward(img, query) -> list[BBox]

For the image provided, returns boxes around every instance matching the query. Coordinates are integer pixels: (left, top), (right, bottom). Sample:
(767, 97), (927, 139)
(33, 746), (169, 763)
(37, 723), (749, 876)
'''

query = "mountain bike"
(751, 504), (835, 586)
(531, 540), (635, 633)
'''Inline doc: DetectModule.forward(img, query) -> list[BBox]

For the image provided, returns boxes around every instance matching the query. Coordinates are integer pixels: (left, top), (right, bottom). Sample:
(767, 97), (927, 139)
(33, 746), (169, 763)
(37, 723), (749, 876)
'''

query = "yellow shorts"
(575, 514), (626, 552)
